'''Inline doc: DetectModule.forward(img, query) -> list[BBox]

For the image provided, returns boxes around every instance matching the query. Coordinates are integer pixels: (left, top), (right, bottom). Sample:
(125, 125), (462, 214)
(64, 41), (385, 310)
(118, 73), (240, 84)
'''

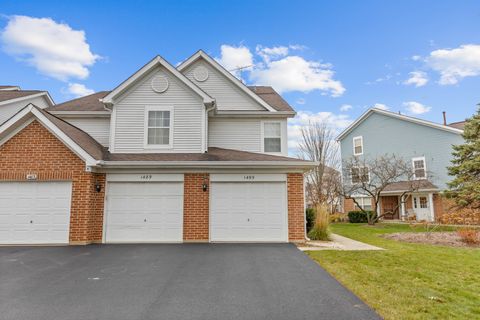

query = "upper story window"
(263, 122), (282, 153)
(351, 166), (369, 184)
(353, 136), (363, 155)
(145, 106), (173, 148)
(412, 156), (426, 179)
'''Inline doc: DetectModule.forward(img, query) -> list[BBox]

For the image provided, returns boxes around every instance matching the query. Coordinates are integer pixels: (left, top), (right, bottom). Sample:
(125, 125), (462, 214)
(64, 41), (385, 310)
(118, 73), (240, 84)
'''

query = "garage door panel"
(105, 182), (183, 243)
(211, 181), (287, 242)
(0, 182), (72, 244)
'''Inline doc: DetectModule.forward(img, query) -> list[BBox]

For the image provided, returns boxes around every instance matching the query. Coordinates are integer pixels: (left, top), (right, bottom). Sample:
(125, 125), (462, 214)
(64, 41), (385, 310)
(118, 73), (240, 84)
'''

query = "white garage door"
(0, 182), (72, 244)
(105, 182), (183, 243)
(210, 176), (288, 242)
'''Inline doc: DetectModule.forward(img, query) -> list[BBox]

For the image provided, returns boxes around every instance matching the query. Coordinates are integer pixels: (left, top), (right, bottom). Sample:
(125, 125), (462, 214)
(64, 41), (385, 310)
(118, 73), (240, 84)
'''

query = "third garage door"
(210, 174), (288, 242)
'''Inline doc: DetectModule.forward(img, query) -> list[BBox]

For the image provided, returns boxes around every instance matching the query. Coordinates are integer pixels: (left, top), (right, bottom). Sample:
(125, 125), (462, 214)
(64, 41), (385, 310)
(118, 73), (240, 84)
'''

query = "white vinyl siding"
(63, 118), (110, 147)
(0, 95), (51, 124)
(183, 60), (265, 111)
(208, 118), (288, 155)
(112, 66), (204, 153)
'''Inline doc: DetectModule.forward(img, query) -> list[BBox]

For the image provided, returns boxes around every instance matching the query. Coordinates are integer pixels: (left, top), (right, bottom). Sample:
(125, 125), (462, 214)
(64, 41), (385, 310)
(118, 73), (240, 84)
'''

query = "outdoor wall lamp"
(95, 181), (102, 193)
(202, 176), (208, 192)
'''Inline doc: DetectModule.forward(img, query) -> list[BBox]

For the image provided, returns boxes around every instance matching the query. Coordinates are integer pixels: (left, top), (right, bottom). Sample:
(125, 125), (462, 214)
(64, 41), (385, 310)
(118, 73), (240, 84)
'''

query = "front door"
(412, 194), (431, 221)
(381, 196), (399, 219)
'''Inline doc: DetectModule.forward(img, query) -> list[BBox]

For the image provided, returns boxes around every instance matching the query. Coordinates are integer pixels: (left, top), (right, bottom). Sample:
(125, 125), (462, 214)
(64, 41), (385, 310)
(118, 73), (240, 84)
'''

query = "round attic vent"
(151, 75), (169, 93)
(193, 66), (209, 82)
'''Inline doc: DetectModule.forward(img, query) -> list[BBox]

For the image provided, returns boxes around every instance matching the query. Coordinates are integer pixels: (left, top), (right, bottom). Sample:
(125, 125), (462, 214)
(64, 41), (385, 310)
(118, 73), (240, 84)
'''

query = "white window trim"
(353, 136), (363, 156)
(350, 166), (370, 184)
(353, 196), (373, 211)
(143, 106), (174, 149)
(412, 156), (426, 180)
(261, 120), (283, 154)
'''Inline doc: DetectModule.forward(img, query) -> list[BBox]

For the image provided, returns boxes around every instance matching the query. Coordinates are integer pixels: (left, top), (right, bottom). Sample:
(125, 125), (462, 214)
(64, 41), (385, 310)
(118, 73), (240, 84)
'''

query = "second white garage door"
(210, 176), (288, 242)
(105, 182), (183, 243)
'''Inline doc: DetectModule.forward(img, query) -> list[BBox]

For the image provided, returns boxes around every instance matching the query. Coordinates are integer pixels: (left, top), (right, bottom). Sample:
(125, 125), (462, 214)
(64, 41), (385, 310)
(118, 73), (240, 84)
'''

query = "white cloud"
(403, 71), (429, 87)
(0, 15), (100, 81)
(340, 104), (352, 112)
(67, 83), (94, 97)
(373, 103), (389, 110)
(287, 111), (352, 154)
(250, 56), (345, 96)
(296, 98), (306, 105)
(403, 101), (431, 114)
(426, 44), (480, 85)
(411, 55), (422, 61)
(215, 44), (253, 77)
(216, 44), (345, 97)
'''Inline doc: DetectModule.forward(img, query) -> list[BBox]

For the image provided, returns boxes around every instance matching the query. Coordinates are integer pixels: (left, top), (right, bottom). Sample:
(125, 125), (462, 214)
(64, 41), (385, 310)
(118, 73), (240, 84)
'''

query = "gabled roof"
(0, 90), (54, 106)
(47, 91), (110, 112)
(248, 86), (294, 112)
(337, 107), (464, 141)
(177, 50), (276, 112)
(0, 104), (104, 165)
(0, 85), (21, 91)
(101, 55), (214, 106)
(448, 121), (466, 130)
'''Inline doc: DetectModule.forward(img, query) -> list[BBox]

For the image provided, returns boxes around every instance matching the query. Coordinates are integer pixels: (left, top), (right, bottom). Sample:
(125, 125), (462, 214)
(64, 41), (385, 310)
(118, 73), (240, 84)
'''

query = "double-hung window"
(412, 156), (426, 179)
(353, 136), (363, 155)
(263, 122), (282, 153)
(354, 197), (373, 211)
(145, 107), (172, 147)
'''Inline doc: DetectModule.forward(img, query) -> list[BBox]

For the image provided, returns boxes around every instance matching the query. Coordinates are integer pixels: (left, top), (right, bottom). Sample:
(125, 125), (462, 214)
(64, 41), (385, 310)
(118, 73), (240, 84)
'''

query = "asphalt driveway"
(0, 244), (378, 320)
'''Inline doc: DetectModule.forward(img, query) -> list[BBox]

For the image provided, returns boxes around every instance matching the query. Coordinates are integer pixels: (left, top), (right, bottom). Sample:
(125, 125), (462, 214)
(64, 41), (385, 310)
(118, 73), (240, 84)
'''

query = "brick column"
(183, 173), (210, 241)
(287, 173), (306, 241)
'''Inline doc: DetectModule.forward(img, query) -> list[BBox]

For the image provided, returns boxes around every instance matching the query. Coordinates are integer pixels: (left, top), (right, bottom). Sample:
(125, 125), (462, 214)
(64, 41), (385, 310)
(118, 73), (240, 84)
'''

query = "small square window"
(351, 167), (369, 184)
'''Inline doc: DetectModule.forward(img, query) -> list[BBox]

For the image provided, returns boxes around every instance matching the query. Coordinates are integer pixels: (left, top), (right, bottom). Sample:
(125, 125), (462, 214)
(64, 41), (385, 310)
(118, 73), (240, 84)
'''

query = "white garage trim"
(209, 174), (288, 243)
(0, 181), (72, 245)
(106, 173), (184, 182)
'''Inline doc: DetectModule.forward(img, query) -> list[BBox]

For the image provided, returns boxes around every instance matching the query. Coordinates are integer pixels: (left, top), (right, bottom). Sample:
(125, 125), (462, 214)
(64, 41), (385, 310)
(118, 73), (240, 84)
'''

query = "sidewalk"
(297, 233), (384, 251)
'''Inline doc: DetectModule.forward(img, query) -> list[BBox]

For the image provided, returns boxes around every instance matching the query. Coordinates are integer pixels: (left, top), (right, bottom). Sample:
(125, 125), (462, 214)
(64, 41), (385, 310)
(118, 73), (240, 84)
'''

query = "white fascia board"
(0, 91), (54, 107)
(336, 108), (464, 141)
(380, 188), (440, 195)
(101, 160), (317, 169)
(212, 111), (295, 118)
(49, 111), (111, 118)
(101, 55), (214, 105)
(177, 50), (277, 112)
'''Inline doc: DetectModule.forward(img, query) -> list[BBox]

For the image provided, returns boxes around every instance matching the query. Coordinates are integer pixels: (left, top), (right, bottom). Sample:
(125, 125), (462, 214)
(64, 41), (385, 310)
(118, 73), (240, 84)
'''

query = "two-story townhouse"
(337, 107), (464, 222)
(0, 51), (315, 245)
(0, 85), (54, 124)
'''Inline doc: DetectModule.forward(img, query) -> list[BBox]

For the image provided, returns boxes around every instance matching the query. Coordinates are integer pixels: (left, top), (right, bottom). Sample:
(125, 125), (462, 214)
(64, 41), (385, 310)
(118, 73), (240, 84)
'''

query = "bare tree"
(298, 121), (342, 211)
(338, 154), (427, 225)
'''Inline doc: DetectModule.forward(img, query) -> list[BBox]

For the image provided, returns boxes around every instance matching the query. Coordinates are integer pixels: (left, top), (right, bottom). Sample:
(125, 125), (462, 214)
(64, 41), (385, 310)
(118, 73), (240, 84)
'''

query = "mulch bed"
(382, 232), (480, 248)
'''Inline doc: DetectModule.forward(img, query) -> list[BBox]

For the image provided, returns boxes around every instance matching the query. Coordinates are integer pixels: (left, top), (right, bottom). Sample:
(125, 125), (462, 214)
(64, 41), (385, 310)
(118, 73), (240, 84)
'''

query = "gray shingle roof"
(46, 91), (110, 112)
(0, 90), (44, 103)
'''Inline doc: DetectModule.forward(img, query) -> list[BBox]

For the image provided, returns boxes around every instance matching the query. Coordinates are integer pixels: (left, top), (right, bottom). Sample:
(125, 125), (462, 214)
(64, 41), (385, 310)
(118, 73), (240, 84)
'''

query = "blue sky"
(1, 0), (479, 136)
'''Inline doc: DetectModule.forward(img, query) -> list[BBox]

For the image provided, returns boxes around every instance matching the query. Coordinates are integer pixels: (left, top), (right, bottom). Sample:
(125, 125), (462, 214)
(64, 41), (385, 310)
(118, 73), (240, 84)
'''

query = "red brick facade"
(0, 121), (105, 244)
(1, 121), (307, 244)
(183, 173), (210, 241)
(287, 173), (306, 241)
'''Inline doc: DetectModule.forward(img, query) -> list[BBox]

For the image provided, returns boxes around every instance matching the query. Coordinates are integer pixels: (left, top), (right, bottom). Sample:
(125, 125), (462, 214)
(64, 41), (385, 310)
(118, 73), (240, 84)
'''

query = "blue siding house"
(337, 108), (464, 221)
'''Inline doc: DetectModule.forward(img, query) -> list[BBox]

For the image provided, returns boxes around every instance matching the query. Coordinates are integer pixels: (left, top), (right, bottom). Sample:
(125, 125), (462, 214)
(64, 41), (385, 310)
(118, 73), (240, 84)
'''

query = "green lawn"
(306, 223), (480, 320)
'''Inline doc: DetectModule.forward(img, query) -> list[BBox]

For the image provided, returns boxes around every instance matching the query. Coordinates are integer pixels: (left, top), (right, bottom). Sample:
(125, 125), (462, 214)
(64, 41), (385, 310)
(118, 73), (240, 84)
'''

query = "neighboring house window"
(263, 122), (281, 153)
(412, 156), (426, 179)
(351, 166), (369, 184)
(354, 197), (372, 211)
(414, 196), (428, 209)
(145, 107), (172, 147)
(353, 136), (363, 155)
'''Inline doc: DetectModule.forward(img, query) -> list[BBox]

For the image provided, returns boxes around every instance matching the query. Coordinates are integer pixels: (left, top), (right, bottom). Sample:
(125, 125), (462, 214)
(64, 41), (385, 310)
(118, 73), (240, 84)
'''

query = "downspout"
(204, 102), (216, 152)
